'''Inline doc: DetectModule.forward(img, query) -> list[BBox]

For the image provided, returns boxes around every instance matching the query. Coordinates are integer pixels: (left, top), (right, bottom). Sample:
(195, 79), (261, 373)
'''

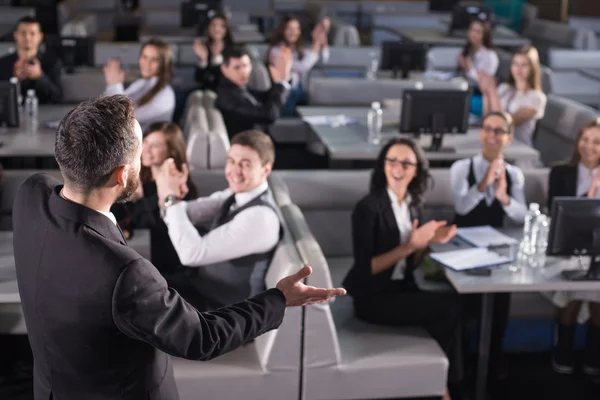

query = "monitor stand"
(562, 228), (600, 281)
(422, 113), (456, 153)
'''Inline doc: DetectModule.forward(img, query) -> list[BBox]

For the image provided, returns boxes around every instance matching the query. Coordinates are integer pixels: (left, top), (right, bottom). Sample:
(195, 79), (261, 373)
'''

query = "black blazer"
(111, 179), (197, 274)
(0, 51), (63, 104)
(215, 76), (287, 138)
(343, 190), (421, 300)
(13, 174), (286, 400)
(547, 164), (578, 210)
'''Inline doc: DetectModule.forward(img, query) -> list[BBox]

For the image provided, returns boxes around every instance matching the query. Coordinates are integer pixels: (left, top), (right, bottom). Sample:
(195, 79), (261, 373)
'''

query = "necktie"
(241, 88), (260, 106)
(210, 194), (236, 230)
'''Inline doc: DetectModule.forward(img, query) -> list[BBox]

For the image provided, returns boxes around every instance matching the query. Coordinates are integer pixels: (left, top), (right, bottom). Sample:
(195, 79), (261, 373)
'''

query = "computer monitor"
(181, 0), (222, 33)
(449, 3), (493, 33)
(380, 41), (427, 79)
(547, 197), (600, 281)
(429, 0), (459, 12)
(44, 36), (95, 73)
(0, 80), (19, 128)
(400, 88), (472, 152)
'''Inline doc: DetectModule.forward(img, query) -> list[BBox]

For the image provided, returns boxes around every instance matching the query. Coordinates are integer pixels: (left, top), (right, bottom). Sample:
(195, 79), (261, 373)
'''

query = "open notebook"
(429, 247), (512, 271)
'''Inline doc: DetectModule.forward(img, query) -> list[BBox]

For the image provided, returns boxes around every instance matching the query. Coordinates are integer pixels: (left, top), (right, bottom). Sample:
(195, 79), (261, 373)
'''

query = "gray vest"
(191, 189), (283, 309)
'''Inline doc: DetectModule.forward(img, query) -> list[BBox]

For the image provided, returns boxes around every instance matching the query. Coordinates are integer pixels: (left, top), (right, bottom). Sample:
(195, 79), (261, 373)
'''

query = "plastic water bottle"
(24, 89), (38, 133)
(365, 52), (379, 80)
(367, 102), (383, 145)
(522, 203), (541, 256)
(529, 215), (549, 268)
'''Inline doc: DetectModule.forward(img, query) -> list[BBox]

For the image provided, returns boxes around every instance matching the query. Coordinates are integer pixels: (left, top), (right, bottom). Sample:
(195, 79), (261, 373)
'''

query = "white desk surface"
(298, 106), (540, 163)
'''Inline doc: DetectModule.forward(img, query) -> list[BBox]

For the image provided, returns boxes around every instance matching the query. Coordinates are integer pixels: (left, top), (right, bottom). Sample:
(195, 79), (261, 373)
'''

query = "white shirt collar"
(386, 187), (411, 207)
(96, 209), (117, 225)
(233, 181), (269, 208)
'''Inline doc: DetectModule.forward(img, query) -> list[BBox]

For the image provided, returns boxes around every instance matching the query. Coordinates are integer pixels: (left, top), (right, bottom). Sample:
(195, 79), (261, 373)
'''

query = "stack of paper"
(429, 247), (512, 271)
(456, 226), (518, 248)
(302, 115), (357, 127)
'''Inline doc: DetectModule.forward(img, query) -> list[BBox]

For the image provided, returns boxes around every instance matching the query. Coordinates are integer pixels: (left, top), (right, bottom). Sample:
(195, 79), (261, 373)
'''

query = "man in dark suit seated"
(12, 94), (344, 400)
(215, 46), (291, 138)
(0, 16), (62, 104)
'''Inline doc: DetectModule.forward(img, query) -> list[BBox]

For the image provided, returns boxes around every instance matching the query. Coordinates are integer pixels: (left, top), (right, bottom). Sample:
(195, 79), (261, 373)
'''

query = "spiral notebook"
(429, 247), (512, 271)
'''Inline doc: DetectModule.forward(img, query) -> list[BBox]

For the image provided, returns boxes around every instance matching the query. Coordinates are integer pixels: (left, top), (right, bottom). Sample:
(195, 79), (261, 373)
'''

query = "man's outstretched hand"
(276, 265), (346, 307)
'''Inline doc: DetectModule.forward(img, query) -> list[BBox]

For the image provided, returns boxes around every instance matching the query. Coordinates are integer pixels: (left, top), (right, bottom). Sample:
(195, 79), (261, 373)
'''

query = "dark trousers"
(353, 288), (464, 383)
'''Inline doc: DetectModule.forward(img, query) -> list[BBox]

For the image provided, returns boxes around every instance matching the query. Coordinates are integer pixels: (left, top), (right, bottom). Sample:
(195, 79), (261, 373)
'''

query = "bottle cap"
(27, 89), (35, 96)
(371, 101), (381, 109)
(529, 203), (539, 211)
(9, 77), (18, 84)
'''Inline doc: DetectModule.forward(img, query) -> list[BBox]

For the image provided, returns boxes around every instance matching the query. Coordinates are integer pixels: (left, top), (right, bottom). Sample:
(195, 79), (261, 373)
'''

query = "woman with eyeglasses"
(343, 138), (462, 400)
(547, 118), (600, 376)
(479, 45), (546, 147)
(449, 111), (527, 381)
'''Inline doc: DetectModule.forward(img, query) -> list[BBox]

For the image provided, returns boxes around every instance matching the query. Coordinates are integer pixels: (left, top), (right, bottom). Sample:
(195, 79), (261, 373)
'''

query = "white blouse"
(105, 76), (175, 130)
(577, 163), (600, 197)
(387, 188), (413, 280)
(269, 44), (330, 88)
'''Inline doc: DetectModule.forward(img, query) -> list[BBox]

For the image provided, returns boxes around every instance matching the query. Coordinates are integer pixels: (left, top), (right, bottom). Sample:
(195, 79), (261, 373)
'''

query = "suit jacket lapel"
(568, 165), (578, 196)
(377, 191), (400, 240)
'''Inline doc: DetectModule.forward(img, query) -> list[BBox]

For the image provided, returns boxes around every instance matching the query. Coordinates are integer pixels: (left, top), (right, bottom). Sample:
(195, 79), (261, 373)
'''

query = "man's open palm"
(276, 266), (346, 307)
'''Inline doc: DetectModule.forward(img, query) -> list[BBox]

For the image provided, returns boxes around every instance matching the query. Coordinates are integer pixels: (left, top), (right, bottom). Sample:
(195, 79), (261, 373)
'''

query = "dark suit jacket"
(215, 76), (287, 137)
(13, 174), (286, 400)
(0, 51), (63, 104)
(547, 164), (577, 210)
(343, 190), (421, 300)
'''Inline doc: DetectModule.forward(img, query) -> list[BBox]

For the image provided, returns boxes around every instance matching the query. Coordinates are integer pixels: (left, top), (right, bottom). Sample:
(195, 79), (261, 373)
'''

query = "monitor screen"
(400, 89), (471, 134)
(380, 41), (427, 79)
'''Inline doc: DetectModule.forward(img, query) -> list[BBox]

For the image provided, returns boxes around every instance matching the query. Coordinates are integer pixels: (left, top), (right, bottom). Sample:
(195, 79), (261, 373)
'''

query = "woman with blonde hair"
(103, 38), (175, 129)
(479, 45), (547, 147)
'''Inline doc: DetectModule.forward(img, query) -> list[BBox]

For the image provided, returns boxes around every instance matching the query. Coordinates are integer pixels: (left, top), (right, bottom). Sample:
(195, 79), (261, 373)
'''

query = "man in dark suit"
(12, 95), (344, 400)
(215, 46), (291, 138)
(0, 16), (62, 104)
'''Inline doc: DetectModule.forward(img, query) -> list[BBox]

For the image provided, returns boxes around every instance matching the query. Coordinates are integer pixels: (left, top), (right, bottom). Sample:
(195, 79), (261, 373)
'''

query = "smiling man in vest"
(156, 129), (284, 310)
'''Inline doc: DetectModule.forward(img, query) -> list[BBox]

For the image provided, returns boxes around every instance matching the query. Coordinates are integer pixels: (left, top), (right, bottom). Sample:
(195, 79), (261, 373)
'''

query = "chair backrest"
(426, 46), (462, 71)
(253, 204), (304, 371)
(547, 49), (600, 70)
(186, 107), (210, 171)
(0, 43), (16, 57)
(308, 77), (468, 106)
(534, 94), (600, 166)
(280, 203), (341, 370)
(248, 58), (272, 92)
(95, 42), (142, 67)
(62, 68), (106, 103)
(181, 90), (206, 136)
(329, 21), (361, 47)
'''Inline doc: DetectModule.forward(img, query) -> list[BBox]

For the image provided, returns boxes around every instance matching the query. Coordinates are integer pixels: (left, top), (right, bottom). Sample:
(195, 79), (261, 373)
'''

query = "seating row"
(0, 165), (570, 399)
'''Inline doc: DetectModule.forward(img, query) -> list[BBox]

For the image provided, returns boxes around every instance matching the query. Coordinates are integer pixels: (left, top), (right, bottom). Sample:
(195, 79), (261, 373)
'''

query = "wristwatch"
(163, 194), (179, 208)
(161, 194), (180, 219)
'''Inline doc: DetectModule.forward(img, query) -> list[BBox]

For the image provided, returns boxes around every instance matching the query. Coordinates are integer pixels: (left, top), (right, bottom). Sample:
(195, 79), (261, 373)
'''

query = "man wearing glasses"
(448, 110), (527, 383)
(450, 111), (527, 228)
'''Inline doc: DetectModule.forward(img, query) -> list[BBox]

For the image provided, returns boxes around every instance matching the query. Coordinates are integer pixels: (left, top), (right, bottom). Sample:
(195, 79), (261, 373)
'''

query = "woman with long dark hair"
(266, 15), (330, 115)
(103, 38), (175, 130)
(193, 12), (234, 92)
(343, 138), (463, 400)
(457, 19), (498, 118)
(480, 45), (547, 147)
(547, 118), (600, 376)
(112, 122), (197, 275)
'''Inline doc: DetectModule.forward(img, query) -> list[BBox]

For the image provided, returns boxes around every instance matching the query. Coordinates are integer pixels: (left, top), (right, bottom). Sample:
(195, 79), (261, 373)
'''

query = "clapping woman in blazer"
(547, 118), (600, 376)
(343, 138), (463, 400)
